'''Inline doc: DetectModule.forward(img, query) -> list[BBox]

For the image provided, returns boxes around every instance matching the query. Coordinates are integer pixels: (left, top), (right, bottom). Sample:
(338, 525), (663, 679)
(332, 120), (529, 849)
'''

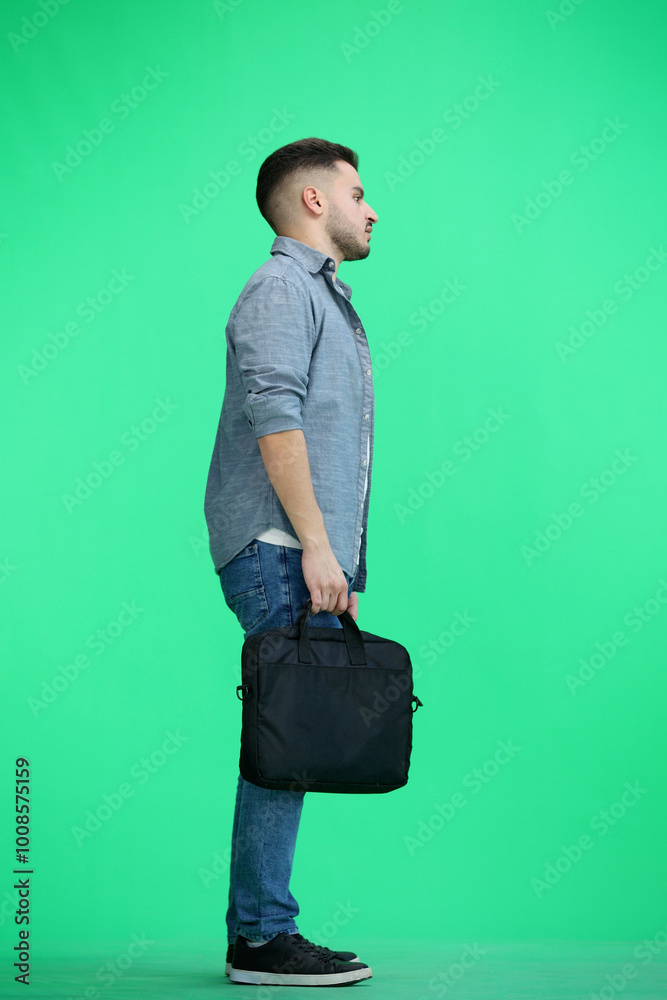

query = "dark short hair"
(256, 137), (359, 233)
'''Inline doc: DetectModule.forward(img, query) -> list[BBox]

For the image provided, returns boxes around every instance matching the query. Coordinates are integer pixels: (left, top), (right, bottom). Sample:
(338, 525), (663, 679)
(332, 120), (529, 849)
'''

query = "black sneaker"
(225, 934), (359, 976)
(229, 932), (372, 986)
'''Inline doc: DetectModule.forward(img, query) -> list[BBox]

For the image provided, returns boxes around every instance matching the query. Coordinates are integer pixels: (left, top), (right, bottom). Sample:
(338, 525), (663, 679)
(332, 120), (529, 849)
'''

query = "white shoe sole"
(229, 965), (372, 985)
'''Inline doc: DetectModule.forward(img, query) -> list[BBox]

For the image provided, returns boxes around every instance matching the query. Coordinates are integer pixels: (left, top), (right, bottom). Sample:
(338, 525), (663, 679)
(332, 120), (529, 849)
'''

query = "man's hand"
(346, 590), (359, 622)
(302, 544), (349, 615)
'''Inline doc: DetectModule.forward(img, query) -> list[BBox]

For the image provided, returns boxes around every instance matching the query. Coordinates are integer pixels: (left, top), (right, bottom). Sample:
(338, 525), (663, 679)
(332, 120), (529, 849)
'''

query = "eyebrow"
(351, 185), (365, 198)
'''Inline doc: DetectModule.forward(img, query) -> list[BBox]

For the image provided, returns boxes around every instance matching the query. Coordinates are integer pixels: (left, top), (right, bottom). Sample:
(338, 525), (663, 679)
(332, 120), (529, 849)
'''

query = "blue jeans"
(218, 539), (356, 943)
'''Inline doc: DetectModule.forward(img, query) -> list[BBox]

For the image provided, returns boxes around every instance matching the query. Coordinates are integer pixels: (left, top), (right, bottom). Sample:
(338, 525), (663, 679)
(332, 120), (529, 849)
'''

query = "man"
(204, 137), (378, 987)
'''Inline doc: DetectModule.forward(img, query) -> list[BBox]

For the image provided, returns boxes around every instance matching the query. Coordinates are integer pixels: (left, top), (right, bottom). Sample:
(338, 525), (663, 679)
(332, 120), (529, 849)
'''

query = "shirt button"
(362, 459), (367, 466)
(328, 261), (334, 269)
(355, 327), (362, 334)
(363, 413), (369, 420)
(359, 501), (363, 508)
(365, 369), (371, 376)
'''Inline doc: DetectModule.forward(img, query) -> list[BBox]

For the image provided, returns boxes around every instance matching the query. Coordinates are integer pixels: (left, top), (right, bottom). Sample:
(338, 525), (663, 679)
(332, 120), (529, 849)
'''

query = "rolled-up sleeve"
(229, 276), (315, 439)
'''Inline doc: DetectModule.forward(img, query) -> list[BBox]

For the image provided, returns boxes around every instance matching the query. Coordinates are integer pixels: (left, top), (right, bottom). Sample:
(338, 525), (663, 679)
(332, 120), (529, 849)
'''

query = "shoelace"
(289, 934), (341, 965)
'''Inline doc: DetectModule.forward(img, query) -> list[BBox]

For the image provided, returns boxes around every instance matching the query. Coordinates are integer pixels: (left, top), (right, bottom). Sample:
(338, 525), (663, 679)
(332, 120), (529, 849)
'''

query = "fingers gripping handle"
(296, 599), (367, 665)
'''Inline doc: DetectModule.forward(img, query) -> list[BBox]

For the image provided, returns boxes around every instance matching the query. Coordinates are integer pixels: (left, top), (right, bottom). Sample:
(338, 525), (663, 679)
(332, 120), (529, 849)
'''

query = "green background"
(2, 0), (666, 973)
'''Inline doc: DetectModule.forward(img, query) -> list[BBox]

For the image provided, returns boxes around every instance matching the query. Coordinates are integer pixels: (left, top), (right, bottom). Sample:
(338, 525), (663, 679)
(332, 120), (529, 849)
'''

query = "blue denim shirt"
(204, 236), (375, 592)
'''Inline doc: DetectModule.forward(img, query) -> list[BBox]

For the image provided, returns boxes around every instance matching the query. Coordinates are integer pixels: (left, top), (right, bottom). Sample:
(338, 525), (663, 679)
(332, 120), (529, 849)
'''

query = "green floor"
(8, 938), (667, 998)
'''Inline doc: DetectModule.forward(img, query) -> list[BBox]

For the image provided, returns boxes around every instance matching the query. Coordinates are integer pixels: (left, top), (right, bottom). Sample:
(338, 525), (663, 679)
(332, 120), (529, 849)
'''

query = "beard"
(324, 204), (370, 263)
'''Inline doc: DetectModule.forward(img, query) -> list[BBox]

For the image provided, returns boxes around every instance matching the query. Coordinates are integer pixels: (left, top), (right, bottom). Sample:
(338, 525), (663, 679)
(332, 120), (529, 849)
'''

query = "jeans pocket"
(218, 542), (270, 634)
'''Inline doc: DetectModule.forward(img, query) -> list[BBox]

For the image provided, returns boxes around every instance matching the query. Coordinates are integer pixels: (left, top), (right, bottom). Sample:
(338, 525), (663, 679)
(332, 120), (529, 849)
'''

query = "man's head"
(256, 137), (378, 266)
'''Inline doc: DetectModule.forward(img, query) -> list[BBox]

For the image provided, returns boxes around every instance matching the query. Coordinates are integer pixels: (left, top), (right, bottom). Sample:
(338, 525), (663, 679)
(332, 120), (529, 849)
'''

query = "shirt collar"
(270, 235), (352, 299)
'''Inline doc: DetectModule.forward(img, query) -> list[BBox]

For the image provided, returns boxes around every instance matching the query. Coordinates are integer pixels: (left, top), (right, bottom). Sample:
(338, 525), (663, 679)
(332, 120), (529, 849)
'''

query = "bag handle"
(296, 599), (367, 665)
